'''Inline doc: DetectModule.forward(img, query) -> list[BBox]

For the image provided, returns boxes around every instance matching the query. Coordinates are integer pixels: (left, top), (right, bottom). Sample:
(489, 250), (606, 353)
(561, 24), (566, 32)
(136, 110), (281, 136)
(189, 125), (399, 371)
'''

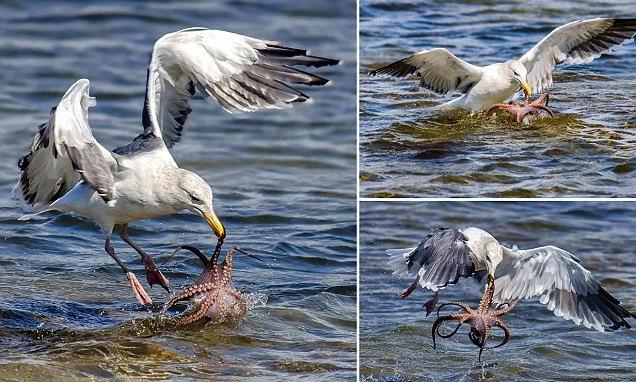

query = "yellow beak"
(487, 270), (495, 289)
(203, 211), (225, 239)
(519, 81), (531, 98)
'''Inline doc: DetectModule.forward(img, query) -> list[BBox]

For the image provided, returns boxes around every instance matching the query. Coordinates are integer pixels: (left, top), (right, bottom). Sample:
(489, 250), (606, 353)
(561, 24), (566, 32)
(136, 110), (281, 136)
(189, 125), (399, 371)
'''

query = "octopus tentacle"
(488, 320), (510, 350)
(437, 301), (472, 316)
(533, 93), (550, 105)
(177, 289), (221, 325)
(162, 282), (220, 313)
(436, 314), (470, 339)
(483, 103), (513, 120)
(432, 314), (465, 349)
(530, 103), (555, 117)
(477, 324), (490, 362)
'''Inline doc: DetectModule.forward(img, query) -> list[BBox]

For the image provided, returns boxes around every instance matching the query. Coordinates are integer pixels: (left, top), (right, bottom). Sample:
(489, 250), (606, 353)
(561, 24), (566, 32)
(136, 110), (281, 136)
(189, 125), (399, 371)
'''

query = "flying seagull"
(15, 27), (338, 305)
(387, 227), (635, 332)
(370, 18), (636, 112)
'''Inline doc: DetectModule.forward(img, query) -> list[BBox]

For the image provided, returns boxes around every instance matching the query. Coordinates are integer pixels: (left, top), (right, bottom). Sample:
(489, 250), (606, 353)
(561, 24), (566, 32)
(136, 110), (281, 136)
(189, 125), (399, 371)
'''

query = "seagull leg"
(422, 290), (439, 316)
(119, 224), (170, 292)
(400, 275), (419, 298)
(104, 237), (152, 305)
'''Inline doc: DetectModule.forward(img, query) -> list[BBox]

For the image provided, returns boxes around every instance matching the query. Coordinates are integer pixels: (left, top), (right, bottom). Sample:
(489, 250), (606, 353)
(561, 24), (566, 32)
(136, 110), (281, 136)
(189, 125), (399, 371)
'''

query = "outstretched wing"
(370, 48), (482, 95)
(496, 245), (635, 331)
(142, 27), (339, 148)
(519, 18), (636, 93)
(16, 79), (116, 205)
(387, 227), (477, 291)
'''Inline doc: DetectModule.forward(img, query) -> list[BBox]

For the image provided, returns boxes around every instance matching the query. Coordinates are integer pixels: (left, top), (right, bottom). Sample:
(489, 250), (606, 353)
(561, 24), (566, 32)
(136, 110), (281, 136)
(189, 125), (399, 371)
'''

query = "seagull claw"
(422, 294), (439, 316)
(142, 255), (171, 292)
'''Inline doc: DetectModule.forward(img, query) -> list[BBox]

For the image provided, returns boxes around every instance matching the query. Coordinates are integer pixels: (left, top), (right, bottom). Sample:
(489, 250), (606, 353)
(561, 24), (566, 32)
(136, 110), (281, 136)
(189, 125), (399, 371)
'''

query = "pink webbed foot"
(126, 272), (152, 305)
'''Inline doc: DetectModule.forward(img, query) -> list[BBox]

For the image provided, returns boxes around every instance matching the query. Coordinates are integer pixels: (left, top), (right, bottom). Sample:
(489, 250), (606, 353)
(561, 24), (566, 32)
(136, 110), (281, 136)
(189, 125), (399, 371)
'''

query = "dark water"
(0, 0), (357, 380)
(360, 201), (636, 381)
(360, 0), (636, 197)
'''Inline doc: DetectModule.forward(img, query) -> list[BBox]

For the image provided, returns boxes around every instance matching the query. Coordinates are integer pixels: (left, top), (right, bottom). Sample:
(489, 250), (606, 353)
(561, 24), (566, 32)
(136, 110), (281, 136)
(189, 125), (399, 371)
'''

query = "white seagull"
(370, 17), (636, 112)
(387, 227), (635, 332)
(15, 28), (338, 305)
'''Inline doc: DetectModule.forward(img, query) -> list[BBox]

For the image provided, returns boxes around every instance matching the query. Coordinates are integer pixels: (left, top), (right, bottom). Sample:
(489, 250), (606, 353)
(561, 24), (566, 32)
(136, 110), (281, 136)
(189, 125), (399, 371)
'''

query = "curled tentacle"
(432, 314), (468, 348)
(488, 320), (510, 350)
(495, 301), (515, 315)
(530, 103), (555, 117)
(436, 315), (468, 338)
(437, 301), (472, 317)
(483, 103), (512, 120)
(161, 245), (209, 268)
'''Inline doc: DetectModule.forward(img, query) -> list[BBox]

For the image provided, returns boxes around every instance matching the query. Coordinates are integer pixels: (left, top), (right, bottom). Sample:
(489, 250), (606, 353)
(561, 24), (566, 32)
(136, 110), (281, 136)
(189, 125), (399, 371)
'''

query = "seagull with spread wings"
(15, 28), (338, 305)
(387, 227), (635, 332)
(370, 18), (636, 113)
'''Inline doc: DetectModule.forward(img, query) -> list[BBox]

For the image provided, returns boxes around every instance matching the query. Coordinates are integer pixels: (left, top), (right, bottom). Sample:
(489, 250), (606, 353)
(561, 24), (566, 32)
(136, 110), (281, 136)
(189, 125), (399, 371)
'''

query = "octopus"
(431, 275), (513, 361)
(483, 93), (554, 123)
(161, 239), (263, 326)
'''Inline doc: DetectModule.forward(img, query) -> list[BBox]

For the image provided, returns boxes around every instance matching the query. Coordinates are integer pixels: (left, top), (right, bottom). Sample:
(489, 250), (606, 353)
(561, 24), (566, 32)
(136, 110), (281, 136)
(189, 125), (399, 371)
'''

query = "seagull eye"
(190, 195), (203, 204)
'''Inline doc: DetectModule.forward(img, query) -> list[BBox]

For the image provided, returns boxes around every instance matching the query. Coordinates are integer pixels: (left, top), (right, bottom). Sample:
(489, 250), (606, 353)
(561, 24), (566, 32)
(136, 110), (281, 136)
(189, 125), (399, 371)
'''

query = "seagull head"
(505, 60), (531, 98)
(178, 170), (225, 240)
(484, 241), (503, 277)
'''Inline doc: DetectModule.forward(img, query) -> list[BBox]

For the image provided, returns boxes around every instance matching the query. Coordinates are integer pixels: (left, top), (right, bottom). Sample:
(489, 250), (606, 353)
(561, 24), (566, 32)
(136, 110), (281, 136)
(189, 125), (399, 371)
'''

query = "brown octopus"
(431, 275), (513, 361)
(161, 239), (262, 326)
(483, 93), (554, 123)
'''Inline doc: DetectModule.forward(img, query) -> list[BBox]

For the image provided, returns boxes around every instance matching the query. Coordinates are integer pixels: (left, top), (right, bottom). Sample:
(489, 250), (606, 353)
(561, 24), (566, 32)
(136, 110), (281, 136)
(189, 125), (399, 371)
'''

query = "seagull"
(370, 18), (636, 113)
(387, 227), (636, 332)
(15, 27), (338, 305)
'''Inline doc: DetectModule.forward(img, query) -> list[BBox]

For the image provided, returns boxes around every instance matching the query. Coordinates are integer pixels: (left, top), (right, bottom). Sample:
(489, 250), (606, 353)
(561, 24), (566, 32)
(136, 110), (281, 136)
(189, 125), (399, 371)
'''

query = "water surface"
(360, 0), (636, 197)
(0, 1), (357, 380)
(360, 201), (636, 381)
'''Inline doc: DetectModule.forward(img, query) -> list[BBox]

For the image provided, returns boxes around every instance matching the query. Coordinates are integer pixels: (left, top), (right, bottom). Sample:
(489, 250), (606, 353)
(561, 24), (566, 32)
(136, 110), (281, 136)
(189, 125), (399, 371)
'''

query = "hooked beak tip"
(202, 211), (225, 239)
(520, 81), (531, 98)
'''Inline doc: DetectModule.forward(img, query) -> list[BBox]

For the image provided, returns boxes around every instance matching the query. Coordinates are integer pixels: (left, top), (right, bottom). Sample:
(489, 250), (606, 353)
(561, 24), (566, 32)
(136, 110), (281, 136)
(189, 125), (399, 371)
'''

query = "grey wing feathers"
(16, 79), (116, 205)
(389, 227), (476, 291)
(520, 18), (636, 93)
(17, 109), (79, 205)
(495, 246), (635, 331)
(369, 48), (482, 95)
(143, 28), (339, 148)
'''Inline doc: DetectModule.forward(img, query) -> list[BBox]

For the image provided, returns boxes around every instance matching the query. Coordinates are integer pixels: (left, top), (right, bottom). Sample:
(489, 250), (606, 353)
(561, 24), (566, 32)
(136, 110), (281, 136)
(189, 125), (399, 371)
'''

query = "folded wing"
(496, 245), (635, 331)
(519, 18), (636, 93)
(143, 27), (339, 148)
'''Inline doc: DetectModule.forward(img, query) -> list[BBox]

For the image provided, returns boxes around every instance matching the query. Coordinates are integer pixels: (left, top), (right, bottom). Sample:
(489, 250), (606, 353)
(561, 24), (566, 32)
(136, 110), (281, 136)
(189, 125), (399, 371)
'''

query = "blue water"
(0, 0), (357, 380)
(360, 201), (636, 381)
(360, 0), (636, 197)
